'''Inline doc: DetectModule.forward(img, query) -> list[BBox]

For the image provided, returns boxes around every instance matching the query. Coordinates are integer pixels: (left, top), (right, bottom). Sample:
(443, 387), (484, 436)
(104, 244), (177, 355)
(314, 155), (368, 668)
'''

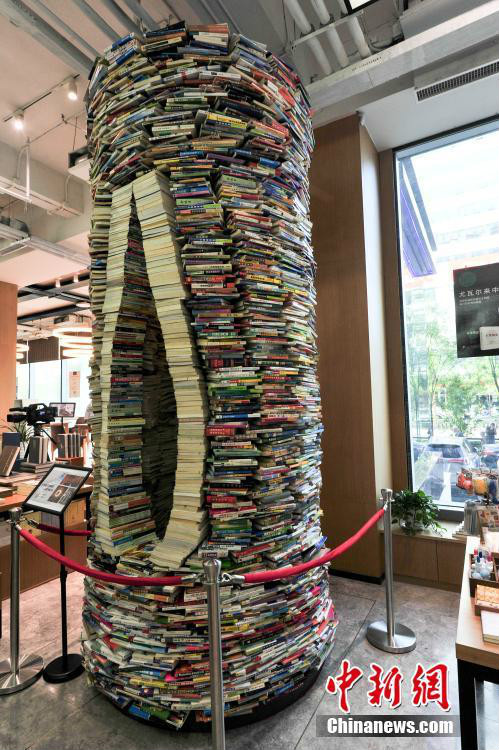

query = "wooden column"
(0, 281), (17, 423)
(311, 115), (391, 579)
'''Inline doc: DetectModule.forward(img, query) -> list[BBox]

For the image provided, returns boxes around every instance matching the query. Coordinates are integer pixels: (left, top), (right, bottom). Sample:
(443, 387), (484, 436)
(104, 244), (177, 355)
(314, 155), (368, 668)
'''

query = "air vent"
(416, 60), (499, 101)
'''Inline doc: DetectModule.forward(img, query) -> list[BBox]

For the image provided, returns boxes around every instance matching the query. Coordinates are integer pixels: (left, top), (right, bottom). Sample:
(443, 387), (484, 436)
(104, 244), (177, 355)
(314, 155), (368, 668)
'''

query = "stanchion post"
(85, 493), (91, 532)
(43, 513), (84, 683)
(203, 558), (226, 750)
(366, 489), (417, 654)
(384, 490), (395, 646)
(0, 508), (43, 694)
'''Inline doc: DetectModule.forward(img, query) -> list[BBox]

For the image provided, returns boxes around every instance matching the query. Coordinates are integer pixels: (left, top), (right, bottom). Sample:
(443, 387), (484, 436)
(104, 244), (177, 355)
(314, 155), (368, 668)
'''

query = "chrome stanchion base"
(0, 653), (44, 694)
(366, 621), (416, 654)
(43, 653), (84, 683)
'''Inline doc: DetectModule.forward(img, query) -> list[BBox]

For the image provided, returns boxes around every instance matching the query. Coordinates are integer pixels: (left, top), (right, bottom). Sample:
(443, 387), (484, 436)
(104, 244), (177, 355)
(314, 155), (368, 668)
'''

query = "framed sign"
(69, 370), (81, 398)
(454, 263), (499, 358)
(23, 465), (91, 516)
(49, 402), (76, 418)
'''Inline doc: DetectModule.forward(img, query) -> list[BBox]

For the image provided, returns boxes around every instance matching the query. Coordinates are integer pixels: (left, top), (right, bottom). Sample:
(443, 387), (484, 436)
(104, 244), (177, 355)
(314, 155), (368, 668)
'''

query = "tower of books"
(84, 22), (335, 729)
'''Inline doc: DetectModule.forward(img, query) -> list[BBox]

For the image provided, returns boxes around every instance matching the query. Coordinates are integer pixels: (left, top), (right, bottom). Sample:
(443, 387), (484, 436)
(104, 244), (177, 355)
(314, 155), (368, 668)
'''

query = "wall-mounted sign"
(454, 263), (499, 358)
(68, 370), (80, 398)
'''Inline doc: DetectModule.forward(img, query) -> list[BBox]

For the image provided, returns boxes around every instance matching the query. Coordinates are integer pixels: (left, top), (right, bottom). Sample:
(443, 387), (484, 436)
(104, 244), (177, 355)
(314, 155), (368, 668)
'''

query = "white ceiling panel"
(0, 247), (88, 287)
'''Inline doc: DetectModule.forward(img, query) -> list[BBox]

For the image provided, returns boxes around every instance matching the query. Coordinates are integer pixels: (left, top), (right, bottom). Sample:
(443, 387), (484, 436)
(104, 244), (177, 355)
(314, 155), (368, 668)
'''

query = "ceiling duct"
(0, 223), (88, 266)
(309, 1), (499, 119)
(0, 176), (81, 217)
(414, 41), (499, 102)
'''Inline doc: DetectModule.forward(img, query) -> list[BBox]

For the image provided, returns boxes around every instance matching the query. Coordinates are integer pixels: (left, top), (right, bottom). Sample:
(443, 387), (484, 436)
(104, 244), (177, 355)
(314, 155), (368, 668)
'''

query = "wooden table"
(456, 536), (499, 749)
(0, 483), (92, 515)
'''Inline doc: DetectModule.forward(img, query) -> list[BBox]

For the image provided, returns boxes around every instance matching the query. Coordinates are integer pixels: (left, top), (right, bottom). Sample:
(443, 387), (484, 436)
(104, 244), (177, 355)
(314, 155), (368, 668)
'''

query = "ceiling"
(0, 13), (87, 174)
(360, 73), (499, 152)
(0, 0), (399, 173)
(0, 247), (87, 287)
(0, 0), (498, 326)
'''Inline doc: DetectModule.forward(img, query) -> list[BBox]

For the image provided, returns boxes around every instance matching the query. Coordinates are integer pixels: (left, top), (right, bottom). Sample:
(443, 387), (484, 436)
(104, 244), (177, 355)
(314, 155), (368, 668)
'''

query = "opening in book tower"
(84, 21), (336, 729)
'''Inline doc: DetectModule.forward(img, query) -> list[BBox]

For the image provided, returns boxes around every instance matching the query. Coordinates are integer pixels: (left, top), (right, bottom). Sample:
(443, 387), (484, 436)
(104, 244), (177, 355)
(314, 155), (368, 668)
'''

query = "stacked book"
(85, 21), (333, 729)
(57, 433), (82, 459)
(26, 436), (50, 465)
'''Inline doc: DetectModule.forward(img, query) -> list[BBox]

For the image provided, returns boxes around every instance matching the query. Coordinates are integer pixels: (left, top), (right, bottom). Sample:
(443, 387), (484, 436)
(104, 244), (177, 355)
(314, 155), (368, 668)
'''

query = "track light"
(67, 78), (78, 101)
(53, 324), (92, 337)
(12, 112), (24, 131)
(62, 348), (91, 358)
(58, 336), (92, 346)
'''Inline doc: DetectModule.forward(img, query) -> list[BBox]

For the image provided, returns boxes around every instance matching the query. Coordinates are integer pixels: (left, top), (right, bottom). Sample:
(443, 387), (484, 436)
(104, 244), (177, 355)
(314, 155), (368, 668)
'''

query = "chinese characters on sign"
(454, 263), (499, 358)
(326, 660), (450, 714)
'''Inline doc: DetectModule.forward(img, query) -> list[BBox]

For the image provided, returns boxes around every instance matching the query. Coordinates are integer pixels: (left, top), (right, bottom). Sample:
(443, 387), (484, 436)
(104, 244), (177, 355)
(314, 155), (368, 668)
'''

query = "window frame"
(392, 115), (499, 521)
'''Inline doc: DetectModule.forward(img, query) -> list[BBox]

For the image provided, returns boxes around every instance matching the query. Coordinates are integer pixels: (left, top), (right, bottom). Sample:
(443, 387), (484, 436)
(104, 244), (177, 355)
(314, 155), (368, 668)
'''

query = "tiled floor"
(0, 573), (498, 750)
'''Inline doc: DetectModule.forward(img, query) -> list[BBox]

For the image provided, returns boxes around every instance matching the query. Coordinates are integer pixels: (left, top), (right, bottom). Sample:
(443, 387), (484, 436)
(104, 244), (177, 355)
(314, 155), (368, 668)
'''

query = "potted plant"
(391, 488), (443, 536)
(2, 419), (33, 462)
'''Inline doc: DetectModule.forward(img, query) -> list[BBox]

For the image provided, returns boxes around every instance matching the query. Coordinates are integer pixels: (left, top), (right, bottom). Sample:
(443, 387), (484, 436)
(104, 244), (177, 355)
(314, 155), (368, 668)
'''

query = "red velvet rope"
(33, 522), (91, 537)
(18, 528), (185, 586)
(18, 505), (385, 587)
(242, 505), (386, 584)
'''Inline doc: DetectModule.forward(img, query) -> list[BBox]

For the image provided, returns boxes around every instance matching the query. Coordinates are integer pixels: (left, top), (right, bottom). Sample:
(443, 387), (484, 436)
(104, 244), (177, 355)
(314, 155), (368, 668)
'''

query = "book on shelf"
(0, 445), (20, 477)
(481, 610), (499, 643)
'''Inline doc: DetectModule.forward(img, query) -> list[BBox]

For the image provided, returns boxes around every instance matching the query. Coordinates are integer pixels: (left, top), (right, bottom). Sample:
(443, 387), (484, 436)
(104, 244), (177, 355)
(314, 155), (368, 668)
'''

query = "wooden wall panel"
(28, 336), (60, 363)
(437, 540), (466, 586)
(0, 501), (87, 600)
(0, 531), (87, 600)
(0, 280), (17, 424)
(393, 535), (438, 581)
(311, 115), (383, 578)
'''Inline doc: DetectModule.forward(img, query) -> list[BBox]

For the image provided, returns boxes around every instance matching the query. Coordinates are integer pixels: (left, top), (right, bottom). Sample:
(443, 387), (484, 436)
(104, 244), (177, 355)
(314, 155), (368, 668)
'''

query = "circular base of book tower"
(109, 662), (323, 732)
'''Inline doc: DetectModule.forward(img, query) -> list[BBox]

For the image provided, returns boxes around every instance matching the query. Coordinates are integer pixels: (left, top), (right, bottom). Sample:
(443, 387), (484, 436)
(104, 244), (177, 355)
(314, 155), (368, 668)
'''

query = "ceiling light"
(67, 78), (78, 101)
(57, 335), (92, 344)
(16, 343), (29, 352)
(16, 352), (25, 360)
(53, 324), (92, 337)
(59, 336), (92, 349)
(12, 112), (24, 131)
(62, 348), (91, 358)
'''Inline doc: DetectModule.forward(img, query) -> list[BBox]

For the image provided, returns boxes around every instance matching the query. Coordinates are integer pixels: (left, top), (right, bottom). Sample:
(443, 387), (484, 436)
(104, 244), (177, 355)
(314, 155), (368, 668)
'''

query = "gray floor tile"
(0, 569), (495, 750)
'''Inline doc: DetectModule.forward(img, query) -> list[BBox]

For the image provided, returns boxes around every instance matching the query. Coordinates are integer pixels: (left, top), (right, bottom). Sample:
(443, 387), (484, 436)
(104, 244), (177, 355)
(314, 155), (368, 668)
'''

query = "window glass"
(395, 121), (499, 507)
(29, 360), (62, 406)
(16, 363), (29, 403)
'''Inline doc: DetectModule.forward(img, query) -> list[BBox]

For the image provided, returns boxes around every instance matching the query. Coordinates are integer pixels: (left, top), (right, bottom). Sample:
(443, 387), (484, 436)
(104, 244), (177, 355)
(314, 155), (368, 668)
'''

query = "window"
(16, 363), (29, 402)
(29, 360), (62, 405)
(15, 356), (91, 421)
(395, 120), (499, 508)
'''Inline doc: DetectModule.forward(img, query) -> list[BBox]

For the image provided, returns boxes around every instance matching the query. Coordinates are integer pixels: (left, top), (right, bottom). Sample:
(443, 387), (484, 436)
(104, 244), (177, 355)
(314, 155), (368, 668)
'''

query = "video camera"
(7, 403), (57, 428)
